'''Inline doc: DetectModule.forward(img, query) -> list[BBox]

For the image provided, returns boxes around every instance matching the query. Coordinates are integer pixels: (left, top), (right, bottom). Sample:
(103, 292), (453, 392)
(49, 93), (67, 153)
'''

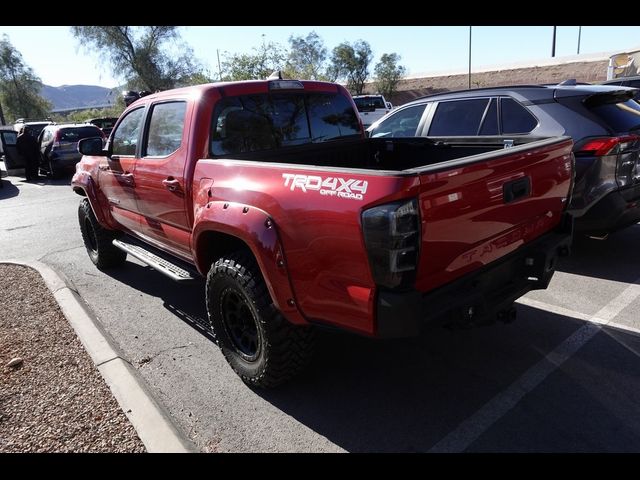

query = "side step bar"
(112, 238), (198, 282)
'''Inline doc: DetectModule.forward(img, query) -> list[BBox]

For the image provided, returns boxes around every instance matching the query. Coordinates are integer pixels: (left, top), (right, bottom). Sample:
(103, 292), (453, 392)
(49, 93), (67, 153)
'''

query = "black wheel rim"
(84, 218), (98, 253)
(220, 287), (260, 361)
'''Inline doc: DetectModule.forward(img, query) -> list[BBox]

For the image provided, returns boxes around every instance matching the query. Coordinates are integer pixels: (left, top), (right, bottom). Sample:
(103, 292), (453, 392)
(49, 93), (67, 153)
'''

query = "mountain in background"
(41, 84), (116, 111)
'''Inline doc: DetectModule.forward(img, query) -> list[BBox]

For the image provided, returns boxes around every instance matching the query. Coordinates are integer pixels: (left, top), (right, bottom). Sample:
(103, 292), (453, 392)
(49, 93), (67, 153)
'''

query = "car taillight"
(577, 135), (640, 187)
(576, 135), (639, 156)
(52, 131), (61, 148)
(362, 198), (420, 290)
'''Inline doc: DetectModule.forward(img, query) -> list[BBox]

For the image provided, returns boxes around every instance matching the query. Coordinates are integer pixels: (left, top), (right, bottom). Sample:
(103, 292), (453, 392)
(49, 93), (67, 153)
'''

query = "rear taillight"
(576, 135), (639, 156)
(362, 199), (420, 290)
(52, 131), (61, 148)
(577, 135), (640, 187)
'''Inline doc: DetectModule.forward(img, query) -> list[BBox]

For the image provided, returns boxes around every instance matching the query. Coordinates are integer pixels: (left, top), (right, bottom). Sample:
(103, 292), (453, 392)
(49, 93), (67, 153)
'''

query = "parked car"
(38, 123), (104, 178)
(72, 79), (573, 387)
(367, 82), (640, 236)
(14, 119), (52, 139)
(87, 117), (118, 137)
(352, 94), (392, 128)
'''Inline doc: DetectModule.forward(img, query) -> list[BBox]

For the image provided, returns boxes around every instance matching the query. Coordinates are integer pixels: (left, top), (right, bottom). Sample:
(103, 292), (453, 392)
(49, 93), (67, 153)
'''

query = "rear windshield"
(354, 96), (385, 112)
(211, 92), (360, 156)
(59, 126), (102, 142)
(91, 118), (117, 129)
(588, 98), (640, 133)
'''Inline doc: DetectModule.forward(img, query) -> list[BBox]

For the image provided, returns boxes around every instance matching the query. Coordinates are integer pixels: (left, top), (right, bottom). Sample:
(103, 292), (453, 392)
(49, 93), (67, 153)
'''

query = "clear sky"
(1, 26), (640, 88)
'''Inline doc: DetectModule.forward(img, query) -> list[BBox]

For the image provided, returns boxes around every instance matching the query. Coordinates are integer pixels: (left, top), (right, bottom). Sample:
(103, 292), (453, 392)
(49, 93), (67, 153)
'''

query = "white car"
(352, 94), (393, 128)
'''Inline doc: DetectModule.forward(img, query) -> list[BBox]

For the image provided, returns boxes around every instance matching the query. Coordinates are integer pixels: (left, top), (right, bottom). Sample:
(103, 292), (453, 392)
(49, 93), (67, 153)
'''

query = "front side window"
(370, 104), (427, 138)
(112, 108), (145, 156)
(144, 102), (187, 157)
(211, 92), (360, 156)
(429, 99), (490, 136)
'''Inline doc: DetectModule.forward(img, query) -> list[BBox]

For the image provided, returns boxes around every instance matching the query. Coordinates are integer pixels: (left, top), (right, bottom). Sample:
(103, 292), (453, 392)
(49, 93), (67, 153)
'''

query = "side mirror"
(78, 137), (106, 156)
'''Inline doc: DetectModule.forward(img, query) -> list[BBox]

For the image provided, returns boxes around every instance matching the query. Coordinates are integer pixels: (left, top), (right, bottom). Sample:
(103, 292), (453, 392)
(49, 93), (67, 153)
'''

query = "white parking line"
(517, 296), (640, 337)
(428, 278), (640, 453)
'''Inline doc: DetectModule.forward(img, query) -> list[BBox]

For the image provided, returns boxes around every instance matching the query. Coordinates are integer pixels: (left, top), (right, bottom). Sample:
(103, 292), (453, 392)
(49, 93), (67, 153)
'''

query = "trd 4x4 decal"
(282, 173), (368, 200)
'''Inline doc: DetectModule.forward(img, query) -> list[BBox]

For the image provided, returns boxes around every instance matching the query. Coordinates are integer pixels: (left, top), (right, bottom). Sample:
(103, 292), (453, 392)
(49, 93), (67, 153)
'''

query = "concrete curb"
(2, 259), (198, 453)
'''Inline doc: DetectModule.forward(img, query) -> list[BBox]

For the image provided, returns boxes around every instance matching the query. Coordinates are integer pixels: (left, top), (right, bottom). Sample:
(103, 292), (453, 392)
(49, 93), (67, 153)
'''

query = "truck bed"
(209, 136), (549, 172)
(197, 136), (574, 335)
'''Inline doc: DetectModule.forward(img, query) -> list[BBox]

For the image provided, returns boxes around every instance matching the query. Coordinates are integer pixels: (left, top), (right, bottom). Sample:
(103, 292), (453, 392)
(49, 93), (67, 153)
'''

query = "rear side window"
(370, 104), (427, 138)
(500, 98), (538, 134)
(144, 101), (187, 157)
(479, 98), (499, 135)
(211, 92), (360, 156)
(429, 99), (489, 136)
(58, 126), (102, 142)
(308, 93), (361, 141)
(588, 99), (640, 133)
(112, 108), (145, 156)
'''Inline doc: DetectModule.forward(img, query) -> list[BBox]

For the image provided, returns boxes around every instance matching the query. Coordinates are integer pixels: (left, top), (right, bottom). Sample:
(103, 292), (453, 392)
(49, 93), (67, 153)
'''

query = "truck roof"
(131, 80), (343, 105)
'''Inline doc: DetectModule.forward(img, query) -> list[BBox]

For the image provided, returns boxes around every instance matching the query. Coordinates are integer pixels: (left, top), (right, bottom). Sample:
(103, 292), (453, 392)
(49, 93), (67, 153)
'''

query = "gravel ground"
(0, 264), (145, 452)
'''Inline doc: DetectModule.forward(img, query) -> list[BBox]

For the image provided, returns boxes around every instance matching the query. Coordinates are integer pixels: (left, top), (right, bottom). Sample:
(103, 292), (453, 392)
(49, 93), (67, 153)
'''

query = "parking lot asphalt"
(2, 171), (640, 452)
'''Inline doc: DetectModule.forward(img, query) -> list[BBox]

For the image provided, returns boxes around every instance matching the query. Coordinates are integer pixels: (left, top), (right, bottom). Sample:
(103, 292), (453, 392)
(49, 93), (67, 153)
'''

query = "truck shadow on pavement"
(102, 261), (215, 342)
(258, 305), (640, 452)
(100, 252), (640, 452)
(557, 225), (640, 283)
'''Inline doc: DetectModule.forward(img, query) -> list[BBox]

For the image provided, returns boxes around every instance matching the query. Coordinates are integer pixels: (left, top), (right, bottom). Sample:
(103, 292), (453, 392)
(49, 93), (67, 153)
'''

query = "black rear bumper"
(574, 184), (640, 235)
(375, 217), (573, 338)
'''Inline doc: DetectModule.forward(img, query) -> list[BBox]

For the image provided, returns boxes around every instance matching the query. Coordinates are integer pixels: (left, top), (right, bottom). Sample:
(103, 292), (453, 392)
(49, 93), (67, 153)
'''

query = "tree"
(70, 26), (206, 92)
(221, 41), (287, 81)
(374, 53), (406, 99)
(285, 31), (328, 80)
(0, 35), (51, 122)
(330, 40), (373, 95)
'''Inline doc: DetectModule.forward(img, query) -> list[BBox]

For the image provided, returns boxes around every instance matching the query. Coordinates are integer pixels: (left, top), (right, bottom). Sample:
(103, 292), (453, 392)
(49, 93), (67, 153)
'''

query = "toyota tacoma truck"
(71, 79), (574, 387)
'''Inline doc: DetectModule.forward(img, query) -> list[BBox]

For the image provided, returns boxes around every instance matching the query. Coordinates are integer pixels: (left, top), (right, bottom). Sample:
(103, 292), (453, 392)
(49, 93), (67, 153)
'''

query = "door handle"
(503, 177), (531, 203)
(162, 178), (181, 192)
(120, 172), (135, 187)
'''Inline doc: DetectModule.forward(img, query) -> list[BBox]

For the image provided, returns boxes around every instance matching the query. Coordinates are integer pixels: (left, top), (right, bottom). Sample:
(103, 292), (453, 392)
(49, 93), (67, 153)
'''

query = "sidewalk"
(0, 263), (146, 452)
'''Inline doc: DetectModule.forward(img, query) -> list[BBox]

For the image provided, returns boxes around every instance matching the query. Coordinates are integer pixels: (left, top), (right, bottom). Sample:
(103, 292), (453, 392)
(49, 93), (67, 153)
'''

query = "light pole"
(468, 26), (472, 89)
(552, 26), (557, 57)
(577, 26), (582, 55)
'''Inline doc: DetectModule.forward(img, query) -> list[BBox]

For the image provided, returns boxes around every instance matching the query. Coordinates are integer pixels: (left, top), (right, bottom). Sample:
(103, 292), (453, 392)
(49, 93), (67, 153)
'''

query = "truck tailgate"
(412, 136), (574, 292)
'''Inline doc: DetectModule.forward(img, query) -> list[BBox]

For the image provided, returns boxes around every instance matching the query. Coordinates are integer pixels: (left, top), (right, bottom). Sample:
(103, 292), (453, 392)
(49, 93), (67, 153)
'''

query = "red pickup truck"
(71, 79), (574, 387)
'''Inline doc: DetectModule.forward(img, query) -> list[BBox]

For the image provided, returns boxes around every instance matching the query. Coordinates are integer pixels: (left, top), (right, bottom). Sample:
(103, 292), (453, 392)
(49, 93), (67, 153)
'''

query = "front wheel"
(206, 251), (315, 388)
(78, 198), (126, 269)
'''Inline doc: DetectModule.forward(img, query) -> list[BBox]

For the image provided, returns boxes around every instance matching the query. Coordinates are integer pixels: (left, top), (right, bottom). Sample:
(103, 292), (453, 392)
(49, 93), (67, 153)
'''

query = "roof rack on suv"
(413, 84), (549, 102)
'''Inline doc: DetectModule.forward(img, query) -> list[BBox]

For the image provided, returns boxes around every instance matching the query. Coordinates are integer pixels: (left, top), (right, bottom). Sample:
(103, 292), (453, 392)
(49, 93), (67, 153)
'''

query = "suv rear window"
(588, 98), (640, 133)
(354, 96), (385, 112)
(211, 92), (360, 156)
(59, 126), (102, 142)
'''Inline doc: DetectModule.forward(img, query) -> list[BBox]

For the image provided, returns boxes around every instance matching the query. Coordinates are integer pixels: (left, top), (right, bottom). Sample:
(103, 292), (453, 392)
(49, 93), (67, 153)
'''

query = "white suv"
(352, 95), (393, 128)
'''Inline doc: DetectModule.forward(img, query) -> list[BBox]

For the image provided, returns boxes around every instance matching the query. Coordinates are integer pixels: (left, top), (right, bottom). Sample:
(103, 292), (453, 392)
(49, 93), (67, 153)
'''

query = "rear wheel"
(206, 250), (315, 388)
(78, 198), (126, 269)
